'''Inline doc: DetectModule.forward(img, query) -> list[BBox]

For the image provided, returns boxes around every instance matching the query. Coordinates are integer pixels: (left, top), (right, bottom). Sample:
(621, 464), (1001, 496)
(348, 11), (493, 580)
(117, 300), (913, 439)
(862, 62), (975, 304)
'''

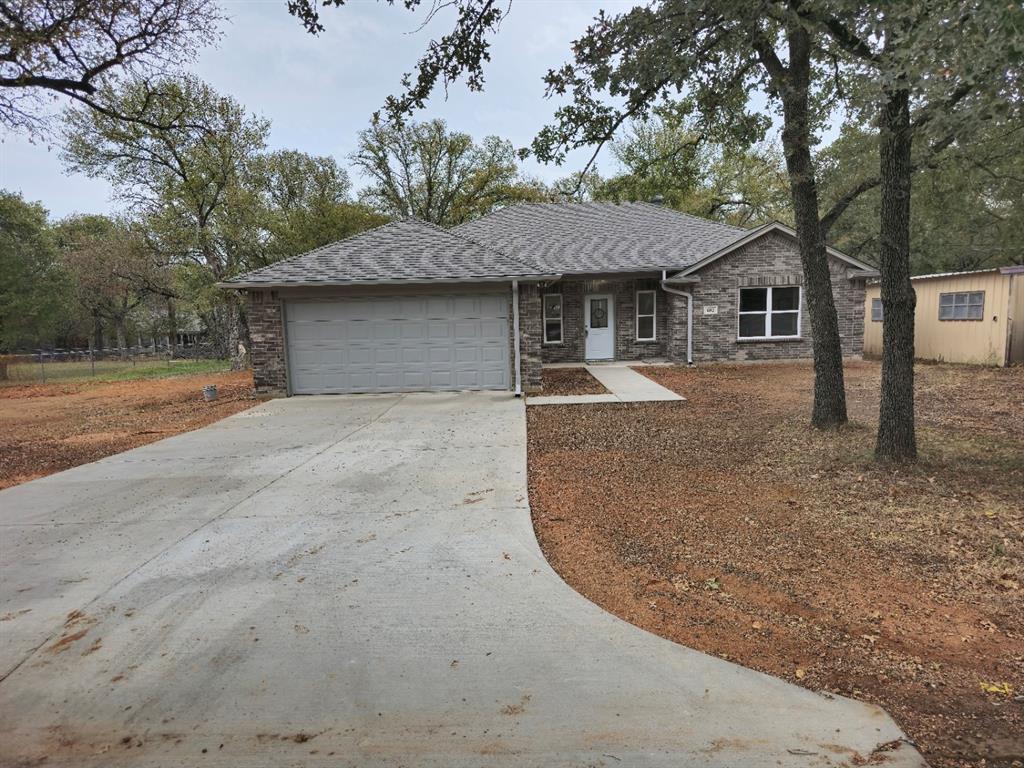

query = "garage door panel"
(427, 322), (451, 340)
(347, 322), (371, 341)
(481, 346), (506, 363)
(401, 323), (426, 340)
(480, 320), (506, 340)
(286, 294), (509, 394)
(480, 294), (508, 315)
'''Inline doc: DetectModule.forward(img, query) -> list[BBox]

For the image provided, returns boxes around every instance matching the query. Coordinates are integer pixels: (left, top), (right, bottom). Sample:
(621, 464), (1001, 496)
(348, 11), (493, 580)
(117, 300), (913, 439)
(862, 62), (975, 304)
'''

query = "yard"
(528, 360), (1023, 768)
(0, 369), (256, 490)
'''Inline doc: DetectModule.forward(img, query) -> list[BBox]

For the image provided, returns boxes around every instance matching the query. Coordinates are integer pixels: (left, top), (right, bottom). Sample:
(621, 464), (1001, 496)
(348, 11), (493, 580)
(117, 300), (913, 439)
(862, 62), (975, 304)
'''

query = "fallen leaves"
(528, 360), (1024, 768)
(979, 681), (1014, 697)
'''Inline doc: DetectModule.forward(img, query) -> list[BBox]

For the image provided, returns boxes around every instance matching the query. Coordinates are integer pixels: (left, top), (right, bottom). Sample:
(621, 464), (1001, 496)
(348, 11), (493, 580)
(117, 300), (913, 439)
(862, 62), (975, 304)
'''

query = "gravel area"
(527, 360), (1023, 768)
(537, 367), (609, 397)
(0, 370), (256, 489)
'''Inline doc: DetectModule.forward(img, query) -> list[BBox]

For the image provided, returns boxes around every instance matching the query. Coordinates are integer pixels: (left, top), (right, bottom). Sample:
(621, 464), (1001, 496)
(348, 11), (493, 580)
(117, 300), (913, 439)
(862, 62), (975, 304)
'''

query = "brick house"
(222, 202), (875, 395)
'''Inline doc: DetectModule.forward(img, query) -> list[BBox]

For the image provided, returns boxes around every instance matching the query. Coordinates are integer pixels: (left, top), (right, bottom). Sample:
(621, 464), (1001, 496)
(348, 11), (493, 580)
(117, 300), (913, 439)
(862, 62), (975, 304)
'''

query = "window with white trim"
(636, 290), (656, 341)
(543, 293), (563, 343)
(871, 298), (884, 322)
(938, 291), (984, 321)
(738, 286), (801, 339)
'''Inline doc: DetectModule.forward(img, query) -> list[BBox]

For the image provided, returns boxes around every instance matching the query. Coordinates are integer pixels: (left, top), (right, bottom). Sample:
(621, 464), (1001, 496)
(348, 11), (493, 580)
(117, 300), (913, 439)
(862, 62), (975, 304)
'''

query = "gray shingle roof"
(223, 218), (549, 287)
(452, 201), (747, 275)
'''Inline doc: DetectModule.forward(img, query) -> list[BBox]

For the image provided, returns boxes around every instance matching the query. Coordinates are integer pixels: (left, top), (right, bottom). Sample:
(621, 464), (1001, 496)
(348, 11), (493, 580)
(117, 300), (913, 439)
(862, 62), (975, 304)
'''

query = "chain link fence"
(0, 344), (223, 384)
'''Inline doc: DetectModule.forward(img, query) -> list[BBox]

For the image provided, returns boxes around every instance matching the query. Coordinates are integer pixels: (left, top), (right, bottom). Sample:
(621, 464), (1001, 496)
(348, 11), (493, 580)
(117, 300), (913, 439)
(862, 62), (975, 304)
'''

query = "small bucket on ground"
(202, 385), (218, 402)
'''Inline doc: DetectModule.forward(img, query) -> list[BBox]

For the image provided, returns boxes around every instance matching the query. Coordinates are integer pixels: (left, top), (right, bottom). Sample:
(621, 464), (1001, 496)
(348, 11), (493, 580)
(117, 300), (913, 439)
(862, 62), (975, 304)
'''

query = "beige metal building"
(864, 266), (1024, 366)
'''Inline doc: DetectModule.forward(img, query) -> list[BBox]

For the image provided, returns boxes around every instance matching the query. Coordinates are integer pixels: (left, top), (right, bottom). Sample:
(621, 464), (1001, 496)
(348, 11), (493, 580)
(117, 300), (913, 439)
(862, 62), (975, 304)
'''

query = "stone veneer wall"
(689, 231), (865, 362)
(246, 289), (288, 395)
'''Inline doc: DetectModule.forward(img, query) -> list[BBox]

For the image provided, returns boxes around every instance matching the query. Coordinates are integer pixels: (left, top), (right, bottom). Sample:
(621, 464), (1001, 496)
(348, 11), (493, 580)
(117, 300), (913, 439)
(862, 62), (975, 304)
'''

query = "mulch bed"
(537, 367), (609, 397)
(527, 360), (1023, 768)
(0, 370), (257, 490)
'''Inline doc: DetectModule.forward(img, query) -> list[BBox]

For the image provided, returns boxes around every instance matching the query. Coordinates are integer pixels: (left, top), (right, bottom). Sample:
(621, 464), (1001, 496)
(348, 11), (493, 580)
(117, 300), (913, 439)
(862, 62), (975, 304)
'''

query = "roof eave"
(671, 221), (876, 279)
(217, 273), (562, 290)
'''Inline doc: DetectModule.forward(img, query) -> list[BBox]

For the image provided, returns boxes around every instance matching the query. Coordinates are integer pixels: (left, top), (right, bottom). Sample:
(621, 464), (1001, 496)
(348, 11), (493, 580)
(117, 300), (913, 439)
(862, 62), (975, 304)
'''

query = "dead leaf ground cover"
(527, 360), (1023, 768)
(538, 367), (609, 396)
(0, 370), (256, 490)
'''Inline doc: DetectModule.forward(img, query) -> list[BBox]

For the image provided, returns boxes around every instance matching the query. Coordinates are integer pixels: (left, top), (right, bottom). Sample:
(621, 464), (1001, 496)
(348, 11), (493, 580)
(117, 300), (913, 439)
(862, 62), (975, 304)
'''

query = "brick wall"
(246, 290), (288, 395)
(538, 277), (670, 364)
(516, 283), (543, 392)
(664, 291), (690, 362)
(689, 231), (865, 362)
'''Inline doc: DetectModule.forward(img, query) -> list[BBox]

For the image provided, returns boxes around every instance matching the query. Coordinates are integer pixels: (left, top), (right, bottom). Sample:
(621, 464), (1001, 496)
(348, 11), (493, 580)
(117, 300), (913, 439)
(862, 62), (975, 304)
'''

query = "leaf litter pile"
(537, 367), (609, 397)
(0, 370), (256, 490)
(527, 360), (1022, 768)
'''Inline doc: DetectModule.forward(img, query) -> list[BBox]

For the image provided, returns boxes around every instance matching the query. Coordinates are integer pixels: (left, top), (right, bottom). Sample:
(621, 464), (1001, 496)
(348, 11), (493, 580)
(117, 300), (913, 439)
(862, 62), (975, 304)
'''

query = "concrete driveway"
(0, 393), (922, 767)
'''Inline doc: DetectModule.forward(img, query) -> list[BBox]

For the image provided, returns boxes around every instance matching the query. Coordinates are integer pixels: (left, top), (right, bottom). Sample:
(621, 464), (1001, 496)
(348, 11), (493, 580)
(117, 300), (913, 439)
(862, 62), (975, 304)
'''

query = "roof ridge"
(439, 213), (547, 274)
(632, 200), (748, 233)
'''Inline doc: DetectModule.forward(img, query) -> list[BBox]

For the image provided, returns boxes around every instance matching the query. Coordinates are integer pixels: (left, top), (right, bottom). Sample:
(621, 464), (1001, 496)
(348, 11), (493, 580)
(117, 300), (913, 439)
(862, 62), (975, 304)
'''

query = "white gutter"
(661, 270), (693, 365)
(512, 280), (523, 397)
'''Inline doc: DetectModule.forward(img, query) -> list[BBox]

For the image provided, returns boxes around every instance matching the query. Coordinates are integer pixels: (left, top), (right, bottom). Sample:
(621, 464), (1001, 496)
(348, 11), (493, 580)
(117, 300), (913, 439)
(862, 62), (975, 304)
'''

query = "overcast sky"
(0, 0), (662, 220)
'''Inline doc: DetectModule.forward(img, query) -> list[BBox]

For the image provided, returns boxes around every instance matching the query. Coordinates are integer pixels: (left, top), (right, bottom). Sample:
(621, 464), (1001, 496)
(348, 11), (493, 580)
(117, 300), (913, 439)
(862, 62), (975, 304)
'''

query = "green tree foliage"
(61, 76), (398, 356)
(0, 192), (71, 351)
(587, 112), (790, 227)
(53, 215), (163, 356)
(351, 118), (548, 226)
(800, 1), (1023, 462)
(62, 75), (270, 358)
(251, 150), (389, 262)
(0, 0), (222, 134)
(821, 124), (1024, 273)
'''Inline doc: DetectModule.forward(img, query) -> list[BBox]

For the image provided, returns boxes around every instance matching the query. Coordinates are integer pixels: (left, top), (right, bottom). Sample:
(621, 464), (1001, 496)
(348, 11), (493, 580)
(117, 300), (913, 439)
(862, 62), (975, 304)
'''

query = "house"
(221, 202), (876, 395)
(864, 266), (1024, 366)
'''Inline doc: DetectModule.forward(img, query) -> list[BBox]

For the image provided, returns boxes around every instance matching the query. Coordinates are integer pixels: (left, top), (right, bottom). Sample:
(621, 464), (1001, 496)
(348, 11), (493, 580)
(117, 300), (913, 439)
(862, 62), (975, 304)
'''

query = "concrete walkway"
(528, 363), (684, 405)
(0, 393), (921, 767)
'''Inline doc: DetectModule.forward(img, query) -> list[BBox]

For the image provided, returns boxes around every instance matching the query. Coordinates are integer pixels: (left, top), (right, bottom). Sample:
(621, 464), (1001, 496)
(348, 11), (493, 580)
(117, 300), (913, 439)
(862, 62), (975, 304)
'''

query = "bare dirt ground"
(0, 370), (256, 490)
(538, 367), (609, 397)
(528, 360), (1023, 768)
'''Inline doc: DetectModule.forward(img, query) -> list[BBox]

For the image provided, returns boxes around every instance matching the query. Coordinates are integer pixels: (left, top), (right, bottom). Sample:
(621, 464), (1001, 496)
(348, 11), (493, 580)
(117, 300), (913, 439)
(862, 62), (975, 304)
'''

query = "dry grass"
(528, 360), (1023, 768)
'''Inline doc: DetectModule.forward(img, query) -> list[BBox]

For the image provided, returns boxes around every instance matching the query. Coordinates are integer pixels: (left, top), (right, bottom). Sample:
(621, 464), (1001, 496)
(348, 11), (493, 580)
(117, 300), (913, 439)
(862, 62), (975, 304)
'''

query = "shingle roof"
(222, 218), (549, 287)
(452, 201), (747, 275)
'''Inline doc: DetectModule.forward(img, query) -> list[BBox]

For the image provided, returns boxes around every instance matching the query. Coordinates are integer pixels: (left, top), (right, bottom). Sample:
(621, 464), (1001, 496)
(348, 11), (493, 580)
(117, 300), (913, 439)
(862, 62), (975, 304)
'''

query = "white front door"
(584, 294), (615, 360)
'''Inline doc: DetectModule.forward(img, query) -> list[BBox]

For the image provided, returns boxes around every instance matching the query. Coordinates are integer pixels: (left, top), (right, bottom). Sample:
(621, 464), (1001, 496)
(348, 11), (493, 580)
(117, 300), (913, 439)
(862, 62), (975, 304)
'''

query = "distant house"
(864, 266), (1024, 366)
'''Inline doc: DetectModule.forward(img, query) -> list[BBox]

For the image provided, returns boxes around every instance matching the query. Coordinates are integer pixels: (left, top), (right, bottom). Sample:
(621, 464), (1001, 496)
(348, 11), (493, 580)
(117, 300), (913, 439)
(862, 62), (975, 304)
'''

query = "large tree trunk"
(876, 87), (917, 461)
(777, 33), (848, 429)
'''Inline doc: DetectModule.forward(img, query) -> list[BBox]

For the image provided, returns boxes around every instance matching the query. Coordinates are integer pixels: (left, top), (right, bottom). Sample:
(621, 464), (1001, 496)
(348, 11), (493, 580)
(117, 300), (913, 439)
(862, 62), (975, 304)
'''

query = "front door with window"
(584, 294), (614, 360)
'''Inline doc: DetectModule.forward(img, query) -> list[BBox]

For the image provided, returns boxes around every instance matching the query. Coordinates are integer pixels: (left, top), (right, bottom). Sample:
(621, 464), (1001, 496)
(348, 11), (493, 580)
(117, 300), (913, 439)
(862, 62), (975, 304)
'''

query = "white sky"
(0, 0), (800, 220)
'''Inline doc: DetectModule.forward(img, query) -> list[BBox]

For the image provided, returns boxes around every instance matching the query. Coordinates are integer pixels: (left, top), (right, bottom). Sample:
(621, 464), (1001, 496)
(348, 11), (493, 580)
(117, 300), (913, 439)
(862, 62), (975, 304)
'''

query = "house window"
(636, 290), (656, 341)
(871, 298), (884, 322)
(543, 293), (563, 343)
(939, 291), (984, 321)
(738, 286), (801, 339)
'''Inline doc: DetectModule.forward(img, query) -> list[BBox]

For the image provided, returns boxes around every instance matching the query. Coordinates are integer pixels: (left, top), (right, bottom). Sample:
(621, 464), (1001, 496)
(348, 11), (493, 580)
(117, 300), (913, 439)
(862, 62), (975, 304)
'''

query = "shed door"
(284, 293), (509, 394)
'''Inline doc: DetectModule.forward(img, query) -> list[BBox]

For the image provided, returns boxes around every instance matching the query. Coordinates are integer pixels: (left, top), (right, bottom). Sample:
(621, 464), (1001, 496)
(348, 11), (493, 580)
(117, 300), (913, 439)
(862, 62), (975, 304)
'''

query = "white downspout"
(661, 271), (694, 365)
(512, 280), (523, 396)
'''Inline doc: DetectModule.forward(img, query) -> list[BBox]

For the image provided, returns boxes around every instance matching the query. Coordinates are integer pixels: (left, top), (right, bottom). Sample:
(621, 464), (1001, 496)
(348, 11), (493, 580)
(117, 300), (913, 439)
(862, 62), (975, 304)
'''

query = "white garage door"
(284, 293), (510, 394)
